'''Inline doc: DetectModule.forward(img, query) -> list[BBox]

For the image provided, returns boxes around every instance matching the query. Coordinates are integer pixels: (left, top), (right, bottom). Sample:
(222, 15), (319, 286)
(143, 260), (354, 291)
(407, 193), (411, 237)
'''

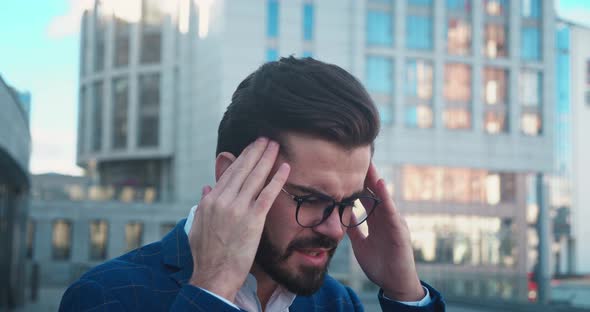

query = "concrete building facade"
(0, 75), (31, 309)
(29, 0), (555, 304)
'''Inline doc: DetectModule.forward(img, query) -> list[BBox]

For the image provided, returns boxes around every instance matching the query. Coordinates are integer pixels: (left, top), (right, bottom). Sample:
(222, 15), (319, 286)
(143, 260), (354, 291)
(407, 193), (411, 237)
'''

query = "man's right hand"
(187, 138), (290, 303)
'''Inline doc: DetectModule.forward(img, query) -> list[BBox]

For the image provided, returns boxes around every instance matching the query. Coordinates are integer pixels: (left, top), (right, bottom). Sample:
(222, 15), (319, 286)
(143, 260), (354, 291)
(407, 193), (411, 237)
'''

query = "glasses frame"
(280, 187), (381, 228)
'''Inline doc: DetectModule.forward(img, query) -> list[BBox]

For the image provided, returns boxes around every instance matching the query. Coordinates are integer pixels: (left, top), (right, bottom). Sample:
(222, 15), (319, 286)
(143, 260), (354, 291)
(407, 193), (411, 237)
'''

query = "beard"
(254, 230), (338, 296)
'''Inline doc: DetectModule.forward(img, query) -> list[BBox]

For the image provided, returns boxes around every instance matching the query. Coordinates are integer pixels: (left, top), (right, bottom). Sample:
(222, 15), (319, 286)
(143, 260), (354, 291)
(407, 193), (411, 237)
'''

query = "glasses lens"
(296, 197), (334, 227)
(340, 197), (377, 227)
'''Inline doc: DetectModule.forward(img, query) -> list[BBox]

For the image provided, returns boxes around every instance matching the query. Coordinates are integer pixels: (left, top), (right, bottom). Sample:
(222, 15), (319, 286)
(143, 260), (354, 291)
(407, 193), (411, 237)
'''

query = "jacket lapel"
(161, 219), (194, 285)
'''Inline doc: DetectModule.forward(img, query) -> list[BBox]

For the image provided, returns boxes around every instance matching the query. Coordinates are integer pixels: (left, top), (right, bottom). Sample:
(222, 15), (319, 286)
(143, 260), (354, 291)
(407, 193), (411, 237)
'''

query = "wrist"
(383, 280), (425, 302)
(189, 274), (239, 303)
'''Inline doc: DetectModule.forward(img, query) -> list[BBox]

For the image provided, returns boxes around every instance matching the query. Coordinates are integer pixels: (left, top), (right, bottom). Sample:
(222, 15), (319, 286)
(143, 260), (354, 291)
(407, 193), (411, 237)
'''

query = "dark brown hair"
(216, 56), (380, 156)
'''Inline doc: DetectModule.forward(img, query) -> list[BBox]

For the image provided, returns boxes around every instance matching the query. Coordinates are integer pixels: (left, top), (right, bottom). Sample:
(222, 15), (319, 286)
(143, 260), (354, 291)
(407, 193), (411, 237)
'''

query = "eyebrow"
(285, 183), (366, 202)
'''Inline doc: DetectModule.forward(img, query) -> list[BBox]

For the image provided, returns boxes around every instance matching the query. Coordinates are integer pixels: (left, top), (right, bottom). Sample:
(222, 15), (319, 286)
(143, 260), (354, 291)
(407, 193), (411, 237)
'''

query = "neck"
(251, 264), (278, 311)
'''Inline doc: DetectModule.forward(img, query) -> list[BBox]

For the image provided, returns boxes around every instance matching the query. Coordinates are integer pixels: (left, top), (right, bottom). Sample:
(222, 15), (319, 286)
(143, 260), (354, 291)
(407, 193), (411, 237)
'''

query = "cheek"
(264, 199), (301, 246)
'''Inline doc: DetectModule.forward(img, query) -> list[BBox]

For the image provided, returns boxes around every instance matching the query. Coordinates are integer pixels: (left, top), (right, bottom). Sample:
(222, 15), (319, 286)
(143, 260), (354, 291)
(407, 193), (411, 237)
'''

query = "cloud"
(46, 0), (94, 39)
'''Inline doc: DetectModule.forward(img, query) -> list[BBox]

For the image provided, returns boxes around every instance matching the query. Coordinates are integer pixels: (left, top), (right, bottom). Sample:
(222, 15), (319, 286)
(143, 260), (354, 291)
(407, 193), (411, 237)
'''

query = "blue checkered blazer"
(59, 219), (444, 311)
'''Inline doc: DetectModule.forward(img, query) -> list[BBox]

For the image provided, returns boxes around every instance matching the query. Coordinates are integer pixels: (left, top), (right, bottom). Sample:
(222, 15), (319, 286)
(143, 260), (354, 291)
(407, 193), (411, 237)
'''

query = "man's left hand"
(347, 162), (425, 301)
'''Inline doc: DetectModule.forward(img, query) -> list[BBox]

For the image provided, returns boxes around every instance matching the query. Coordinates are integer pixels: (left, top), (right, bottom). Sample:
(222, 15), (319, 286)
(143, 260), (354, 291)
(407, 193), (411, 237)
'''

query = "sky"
(0, 0), (589, 176)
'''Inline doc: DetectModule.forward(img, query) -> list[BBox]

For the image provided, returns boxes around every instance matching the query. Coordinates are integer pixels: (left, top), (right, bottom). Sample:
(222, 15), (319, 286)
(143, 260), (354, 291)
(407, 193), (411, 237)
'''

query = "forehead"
(278, 133), (371, 198)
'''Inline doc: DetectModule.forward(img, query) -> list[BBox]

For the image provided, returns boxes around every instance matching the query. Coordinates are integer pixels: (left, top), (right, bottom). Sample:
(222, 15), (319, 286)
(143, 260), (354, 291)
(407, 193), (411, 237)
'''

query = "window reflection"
(125, 222), (144, 251)
(89, 220), (108, 261)
(484, 68), (508, 133)
(114, 18), (131, 67)
(26, 220), (35, 259)
(402, 166), (515, 204)
(112, 77), (129, 149)
(485, 0), (507, 16)
(367, 10), (393, 46)
(520, 70), (542, 136)
(485, 24), (507, 58)
(408, 215), (516, 267)
(52, 219), (72, 260)
(406, 15), (432, 50)
(405, 59), (433, 128)
(447, 19), (471, 55)
(92, 81), (103, 152)
(140, 0), (162, 64)
(138, 73), (160, 147)
(521, 27), (541, 61)
(444, 64), (471, 102)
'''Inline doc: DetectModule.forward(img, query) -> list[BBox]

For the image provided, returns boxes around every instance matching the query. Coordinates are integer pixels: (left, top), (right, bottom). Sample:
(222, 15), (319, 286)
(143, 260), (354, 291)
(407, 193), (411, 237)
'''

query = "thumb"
(347, 223), (366, 246)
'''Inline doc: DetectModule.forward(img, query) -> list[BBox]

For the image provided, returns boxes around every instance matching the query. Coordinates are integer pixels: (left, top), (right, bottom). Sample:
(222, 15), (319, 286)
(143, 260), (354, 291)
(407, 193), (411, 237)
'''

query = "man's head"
(215, 57), (380, 295)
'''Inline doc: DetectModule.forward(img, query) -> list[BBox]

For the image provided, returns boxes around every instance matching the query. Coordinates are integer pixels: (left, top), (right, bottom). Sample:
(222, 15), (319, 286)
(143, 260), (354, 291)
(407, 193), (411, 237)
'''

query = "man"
(60, 57), (445, 311)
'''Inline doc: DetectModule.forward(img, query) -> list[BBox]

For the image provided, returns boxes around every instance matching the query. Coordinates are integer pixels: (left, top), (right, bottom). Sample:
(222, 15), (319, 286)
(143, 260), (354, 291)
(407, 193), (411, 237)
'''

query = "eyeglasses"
(280, 186), (381, 228)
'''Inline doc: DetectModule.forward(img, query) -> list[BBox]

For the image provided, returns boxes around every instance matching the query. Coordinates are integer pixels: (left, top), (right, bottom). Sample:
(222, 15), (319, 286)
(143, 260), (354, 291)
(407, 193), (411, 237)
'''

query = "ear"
(215, 152), (236, 181)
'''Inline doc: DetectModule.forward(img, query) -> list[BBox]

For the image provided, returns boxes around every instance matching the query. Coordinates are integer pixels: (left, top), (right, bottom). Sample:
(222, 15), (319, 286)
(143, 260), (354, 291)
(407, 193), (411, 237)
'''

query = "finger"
(201, 185), (212, 199)
(364, 162), (380, 191)
(221, 137), (271, 198)
(208, 139), (260, 197)
(347, 215), (367, 243)
(237, 140), (280, 202)
(252, 163), (290, 215)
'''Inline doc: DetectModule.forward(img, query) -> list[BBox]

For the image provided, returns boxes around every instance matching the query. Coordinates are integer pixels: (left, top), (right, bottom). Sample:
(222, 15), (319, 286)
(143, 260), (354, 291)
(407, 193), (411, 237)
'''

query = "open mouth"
(294, 248), (331, 266)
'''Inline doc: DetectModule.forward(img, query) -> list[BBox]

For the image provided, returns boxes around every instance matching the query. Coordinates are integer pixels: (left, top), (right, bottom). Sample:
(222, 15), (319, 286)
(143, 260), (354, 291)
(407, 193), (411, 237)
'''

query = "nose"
(312, 207), (345, 241)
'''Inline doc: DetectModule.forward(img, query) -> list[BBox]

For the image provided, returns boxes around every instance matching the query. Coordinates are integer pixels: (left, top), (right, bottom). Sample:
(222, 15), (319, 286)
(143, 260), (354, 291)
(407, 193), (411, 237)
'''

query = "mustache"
(281, 235), (338, 260)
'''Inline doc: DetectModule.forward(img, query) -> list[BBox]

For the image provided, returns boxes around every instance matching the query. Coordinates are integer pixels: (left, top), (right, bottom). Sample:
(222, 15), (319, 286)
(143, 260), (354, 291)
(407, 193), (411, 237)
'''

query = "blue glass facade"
(267, 0), (279, 38)
(266, 48), (278, 62)
(366, 56), (393, 93)
(303, 3), (314, 41)
(522, 0), (541, 18)
(408, 0), (432, 5)
(406, 15), (433, 50)
(446, 0), (470, 11)
(521, 27), (541, 61)
(367, 10), (393, 46)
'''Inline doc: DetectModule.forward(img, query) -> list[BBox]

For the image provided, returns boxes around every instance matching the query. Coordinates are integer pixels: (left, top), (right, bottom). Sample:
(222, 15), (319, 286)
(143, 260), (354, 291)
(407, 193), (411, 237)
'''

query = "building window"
(407, 215), (516, 267)
(92, 81), (104, 152)
(138, 73), (160, 147)
(366, 9), (393, 46)
(266, 48), (278, 62)
(446, 0), (471, 13)
(26, 220), (35, 259)
(522, 0), (541, 18)
(89, 220), (108, 261)
(444, 64), (471, 129)
(520, 70), (542, 135)
(77, 86), (86, 156)
(447, 18), (471, 56)
(521, 27), (541, 61)
(366, 56), (393, 94)
(484, 24), (507, 58)
(366, 56), (393, 125)
(125, 222), (144, 251)
(485, 0), (507, 16)
(303, 3), (314, 41)
(114, 18), (131, 67)
(483, 67), (508, 134)
(401, 166), (515, 204)
(52, 219), (72, 260)
(405, 59), (433, 128)
(267, 0), (279, 38)
(140, 0), (163, 64)
(406, 15), (433, 50)
(93, 3), (106, 72)
(80, 12), (88, 75)
(408, 0), (432, 5)
(112, 77), (129, 149)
